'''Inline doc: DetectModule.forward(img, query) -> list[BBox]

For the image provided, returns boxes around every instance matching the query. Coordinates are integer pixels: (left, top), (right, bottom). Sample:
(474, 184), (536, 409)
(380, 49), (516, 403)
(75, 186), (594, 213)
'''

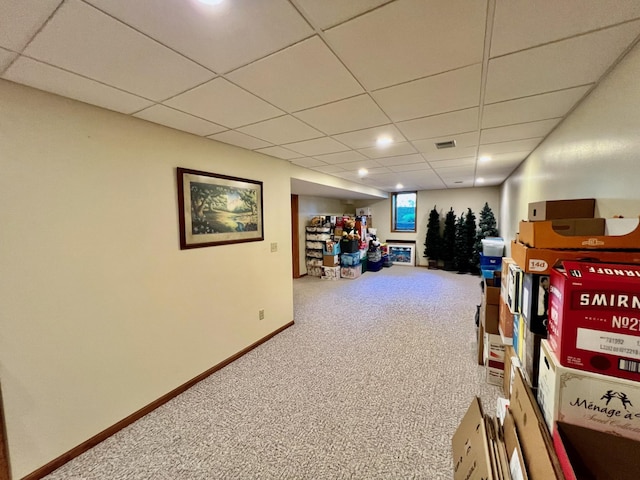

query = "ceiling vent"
(435, 140), (456, 149)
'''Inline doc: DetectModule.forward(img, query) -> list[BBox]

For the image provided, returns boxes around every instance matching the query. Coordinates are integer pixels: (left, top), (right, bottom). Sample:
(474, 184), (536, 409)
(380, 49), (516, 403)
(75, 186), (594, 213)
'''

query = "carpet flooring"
(43, 266), (501, 479)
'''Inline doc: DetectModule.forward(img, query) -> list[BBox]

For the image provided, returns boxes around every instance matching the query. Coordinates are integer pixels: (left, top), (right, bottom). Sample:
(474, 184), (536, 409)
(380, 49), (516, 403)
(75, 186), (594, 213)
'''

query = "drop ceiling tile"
(485, 21), (640, 103)
(476, 151), (529, 171)
(255, 146), (300, 160)
(372, 64), (482, 122)
(422, 146), (478, 162)
(237, 115), (323, 144)
(444, 178), (475, 188)
(0, 48), (18, 71)
(0, 0), (61, 51)
(165, 78), (283, 128)
(336, 159), (384, 171)
(296, 0), (390, 29)
(284, 137), (350, 156)
(290, 157), (328, 168)
(209, 131), (272, 150)
(312, 164), (347, 174)
(3, 57), (154, 114)
(294, 94), (389, 135)
(478, 138), (542, 156)
(434, 165), (476, 177)
(480, 118), (561, 144)
(389, 163), (434, 173)
(481, 85), (591, 128)
(86, 0), (313, 73)
(428, 157), (477, 169)
(325, 0), (486, 90)
(228, 36), (363, 112)
(491, 0), (640, 57)
(134, 105), (226, 136)
(413, 132), (479, 155)
(23, 0), (215, 101)
(396, 108), (479, 141)
(361, 166), (392, 176)
(358, 142), (417, 159)
(313, 150), (368, 164)
(333, 124), (405, 149)
(375, 154), (425, 167)
(416, 176), (448, 190)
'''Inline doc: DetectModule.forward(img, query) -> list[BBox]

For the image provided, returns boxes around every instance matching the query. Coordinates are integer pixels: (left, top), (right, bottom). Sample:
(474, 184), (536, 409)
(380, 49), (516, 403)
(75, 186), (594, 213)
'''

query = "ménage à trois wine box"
(548, 261), (640, 382)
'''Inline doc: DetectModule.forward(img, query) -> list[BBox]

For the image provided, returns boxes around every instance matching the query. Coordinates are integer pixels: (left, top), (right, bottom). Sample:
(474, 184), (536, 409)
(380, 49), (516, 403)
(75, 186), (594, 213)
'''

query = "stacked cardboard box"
(478, 277), (506, 386)
(505, 199), (640, 477)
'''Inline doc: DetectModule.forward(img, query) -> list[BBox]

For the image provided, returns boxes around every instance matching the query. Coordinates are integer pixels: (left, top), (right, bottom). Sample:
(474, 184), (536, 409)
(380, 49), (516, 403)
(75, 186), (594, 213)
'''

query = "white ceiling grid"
(1, 0), (640, 195)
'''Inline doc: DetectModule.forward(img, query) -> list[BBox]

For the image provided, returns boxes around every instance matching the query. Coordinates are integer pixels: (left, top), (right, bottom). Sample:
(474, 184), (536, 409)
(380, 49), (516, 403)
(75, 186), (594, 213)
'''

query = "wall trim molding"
(22, 321), (295, 480)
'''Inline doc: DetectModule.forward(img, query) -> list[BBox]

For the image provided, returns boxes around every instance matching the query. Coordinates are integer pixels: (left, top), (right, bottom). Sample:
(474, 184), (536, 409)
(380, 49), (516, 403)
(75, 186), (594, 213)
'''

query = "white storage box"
(481, 237), (504, 256)
(537, 339), (640, 441)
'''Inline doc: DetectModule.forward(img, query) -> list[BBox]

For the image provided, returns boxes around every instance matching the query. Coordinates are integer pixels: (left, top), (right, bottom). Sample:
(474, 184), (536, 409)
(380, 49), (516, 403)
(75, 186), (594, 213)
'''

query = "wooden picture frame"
(177, 167), (263, 249)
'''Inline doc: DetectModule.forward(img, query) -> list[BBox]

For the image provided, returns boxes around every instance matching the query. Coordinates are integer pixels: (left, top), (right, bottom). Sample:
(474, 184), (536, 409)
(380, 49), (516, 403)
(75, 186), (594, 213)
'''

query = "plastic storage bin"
(481, 237), (504, 257)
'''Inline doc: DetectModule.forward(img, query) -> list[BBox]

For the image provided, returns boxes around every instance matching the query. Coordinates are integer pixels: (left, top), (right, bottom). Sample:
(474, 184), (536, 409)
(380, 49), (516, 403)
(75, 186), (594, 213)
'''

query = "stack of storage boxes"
(500, 198), (640, 478)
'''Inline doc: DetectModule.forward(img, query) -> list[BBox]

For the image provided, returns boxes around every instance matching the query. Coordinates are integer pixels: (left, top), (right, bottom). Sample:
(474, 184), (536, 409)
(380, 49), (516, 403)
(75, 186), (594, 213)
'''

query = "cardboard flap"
(503, 410), (529, 480)
(509, 368), (564, 480)
(452, 397), (494, 480)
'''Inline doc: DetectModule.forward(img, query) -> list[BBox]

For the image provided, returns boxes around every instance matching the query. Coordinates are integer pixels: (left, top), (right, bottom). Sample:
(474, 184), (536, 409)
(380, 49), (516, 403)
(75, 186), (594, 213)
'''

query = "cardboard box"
(484, 332), (505, 386)
(500, 257), (516, 304)
(518, 218), (640, 250)
(528, 198), (595, 221)
(452, 397), (495, 480)
(513, 313), (525, 366)
(553, 421), (640, 480)
(548, 260), (640, 381)
(481, 299), (500, 335)
(510, 240), (640, 275)
(502, 346), (520, 399)
(484, 278), (501, 306)
(537, 339), (640, 442)
(321, 266), (340, 280)
(524, 330), (543, 388)
(498, 296), (514, 340)
(520, 273), (550, 336)
(605, 217), (639, 235)
(478, 321), (485, 366)
(507, 262), (523, 314)
(502, 411), (529, 480)
(322, 254), (339, 267)
(510, 368), (565, 480)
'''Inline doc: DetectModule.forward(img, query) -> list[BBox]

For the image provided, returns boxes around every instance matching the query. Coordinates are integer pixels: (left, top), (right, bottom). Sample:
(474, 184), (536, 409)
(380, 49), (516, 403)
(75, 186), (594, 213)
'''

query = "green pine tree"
(454, 213), (468, 272)
(464, 208), (477, 274)
(424, 206), (441, 261)
(442, 208), (457, 270)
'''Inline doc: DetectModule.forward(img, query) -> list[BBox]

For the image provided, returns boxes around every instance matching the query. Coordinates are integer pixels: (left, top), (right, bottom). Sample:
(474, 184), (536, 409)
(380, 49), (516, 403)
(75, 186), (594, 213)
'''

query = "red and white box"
(548, 260), (640, 381)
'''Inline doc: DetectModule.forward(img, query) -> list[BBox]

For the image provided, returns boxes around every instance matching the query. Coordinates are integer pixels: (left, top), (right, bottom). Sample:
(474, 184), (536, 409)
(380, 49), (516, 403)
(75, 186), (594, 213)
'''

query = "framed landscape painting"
(177, 167), (263, 249)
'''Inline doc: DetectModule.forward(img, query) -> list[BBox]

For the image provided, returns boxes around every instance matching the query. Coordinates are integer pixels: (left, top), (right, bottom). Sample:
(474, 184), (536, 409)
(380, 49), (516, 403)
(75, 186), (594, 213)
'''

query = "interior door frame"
(291, 194), (301, 278)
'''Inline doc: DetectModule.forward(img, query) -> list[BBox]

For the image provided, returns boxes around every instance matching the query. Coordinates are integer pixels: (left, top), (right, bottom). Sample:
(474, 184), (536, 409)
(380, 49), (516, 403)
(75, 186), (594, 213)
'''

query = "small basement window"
(391, 192), (417, 232)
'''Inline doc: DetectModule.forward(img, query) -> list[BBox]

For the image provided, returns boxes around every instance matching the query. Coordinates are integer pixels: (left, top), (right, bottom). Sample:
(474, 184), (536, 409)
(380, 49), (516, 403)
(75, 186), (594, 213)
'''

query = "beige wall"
(0, 80), (294, 478)
(358, 187), (501, 266)
(501, 41), (640, 254)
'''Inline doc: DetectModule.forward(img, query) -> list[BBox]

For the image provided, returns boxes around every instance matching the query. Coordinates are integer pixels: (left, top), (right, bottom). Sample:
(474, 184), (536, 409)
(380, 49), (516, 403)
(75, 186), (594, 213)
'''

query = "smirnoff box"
(537, 339), (640, 442)
(548, 260), (640, 381)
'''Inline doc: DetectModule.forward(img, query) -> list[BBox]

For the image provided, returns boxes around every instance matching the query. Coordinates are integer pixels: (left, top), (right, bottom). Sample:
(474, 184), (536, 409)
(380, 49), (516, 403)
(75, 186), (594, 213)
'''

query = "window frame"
(391, 191), (417, 233)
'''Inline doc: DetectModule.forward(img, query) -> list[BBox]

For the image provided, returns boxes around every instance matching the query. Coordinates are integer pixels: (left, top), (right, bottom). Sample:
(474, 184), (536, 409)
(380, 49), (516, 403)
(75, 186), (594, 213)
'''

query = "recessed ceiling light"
(479, 155), (491, 162)
(376, 136), (393, 147)
(396, 183), (403, 189)
(197, 0), (224, 5)
(476, 177), (485, 184)
(358, 168), (368, 177)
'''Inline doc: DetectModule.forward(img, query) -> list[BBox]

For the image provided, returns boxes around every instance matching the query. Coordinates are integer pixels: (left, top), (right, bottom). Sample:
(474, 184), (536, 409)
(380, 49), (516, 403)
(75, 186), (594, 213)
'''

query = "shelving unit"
(305, 226), (330, 277)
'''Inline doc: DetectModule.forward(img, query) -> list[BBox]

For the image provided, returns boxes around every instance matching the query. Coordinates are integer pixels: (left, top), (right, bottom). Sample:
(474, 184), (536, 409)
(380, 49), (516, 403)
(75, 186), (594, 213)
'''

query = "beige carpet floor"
(43, 266), (501, 479)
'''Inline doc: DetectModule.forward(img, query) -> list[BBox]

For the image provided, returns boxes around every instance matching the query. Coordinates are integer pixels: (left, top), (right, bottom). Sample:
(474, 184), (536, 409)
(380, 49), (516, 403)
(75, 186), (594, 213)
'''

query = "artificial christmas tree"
(424, 206), (442, 268)
(442, 208), (457, 270)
